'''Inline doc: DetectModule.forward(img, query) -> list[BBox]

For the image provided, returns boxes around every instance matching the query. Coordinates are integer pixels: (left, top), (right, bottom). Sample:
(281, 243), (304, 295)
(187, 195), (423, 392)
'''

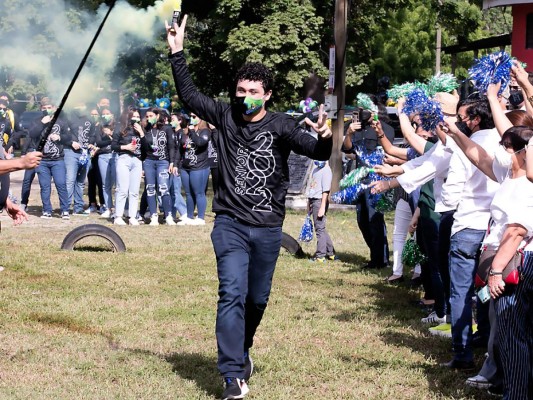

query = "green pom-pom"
(339, 166), (373, 189)
(387, 81), (429, 101)
(426, 73), (458, 96)
(356, 93), (378, 113)
(401, 235), (428, 269)
(375, 190), (395, 213)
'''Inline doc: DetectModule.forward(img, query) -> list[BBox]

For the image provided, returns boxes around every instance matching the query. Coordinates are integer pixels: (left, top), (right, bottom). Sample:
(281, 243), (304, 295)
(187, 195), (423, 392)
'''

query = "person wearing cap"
(28, 97), (70, 219)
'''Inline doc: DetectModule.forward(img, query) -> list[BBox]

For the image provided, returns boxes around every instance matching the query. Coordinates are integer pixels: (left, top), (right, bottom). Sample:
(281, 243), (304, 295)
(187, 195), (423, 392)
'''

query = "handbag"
(475, 224), (532, 287)
(298, 214), (314, 242)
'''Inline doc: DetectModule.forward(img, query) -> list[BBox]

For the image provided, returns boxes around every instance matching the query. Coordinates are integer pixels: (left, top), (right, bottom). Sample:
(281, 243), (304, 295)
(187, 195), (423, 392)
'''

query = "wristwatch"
(489, 269), (503, 276)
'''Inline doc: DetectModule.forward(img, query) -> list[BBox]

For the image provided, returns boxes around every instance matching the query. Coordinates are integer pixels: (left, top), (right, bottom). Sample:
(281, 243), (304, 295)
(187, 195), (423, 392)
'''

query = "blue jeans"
(143, 158), (172, 216)
(98, 153), (116, 211)
(115, 154), (142, 218)
(20, 168), (36, 206)
(36, 159), (69, 214)
(449, 228), (486, 362)
(64, 149), (89, 213)
(181, 167), (210, 219)
(211, 214), (282, 378)
(170, 173), (187, 218)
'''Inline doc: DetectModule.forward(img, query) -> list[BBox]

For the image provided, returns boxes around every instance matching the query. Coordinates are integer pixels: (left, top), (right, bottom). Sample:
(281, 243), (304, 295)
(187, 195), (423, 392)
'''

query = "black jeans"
(356, 188), (389, 267)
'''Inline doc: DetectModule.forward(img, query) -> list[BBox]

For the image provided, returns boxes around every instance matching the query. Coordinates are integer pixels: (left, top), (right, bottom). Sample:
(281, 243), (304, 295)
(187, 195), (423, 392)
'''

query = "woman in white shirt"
(444, 123), (533, 400)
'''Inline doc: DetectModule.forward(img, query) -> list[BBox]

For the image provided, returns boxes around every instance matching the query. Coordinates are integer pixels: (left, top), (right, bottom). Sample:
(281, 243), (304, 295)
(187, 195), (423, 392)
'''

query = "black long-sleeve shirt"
(111, 127), (142, 159)
(94, 125), (113, 155)
(67, 112), (93, 152)
(28, 116), (70, 160)
(169, 51), (332, 227)
(181, 128), (210, 170)
(140, 125), (175, 163)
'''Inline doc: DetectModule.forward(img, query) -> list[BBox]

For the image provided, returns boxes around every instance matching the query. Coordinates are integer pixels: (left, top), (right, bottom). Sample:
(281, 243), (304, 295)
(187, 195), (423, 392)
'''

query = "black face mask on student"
(509, 90), (524, 107)
(455, 121), (473, 137)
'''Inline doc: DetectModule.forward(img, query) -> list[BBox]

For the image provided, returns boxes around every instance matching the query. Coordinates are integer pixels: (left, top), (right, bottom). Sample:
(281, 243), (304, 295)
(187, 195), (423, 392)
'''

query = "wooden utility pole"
(330, 0), (349, 192)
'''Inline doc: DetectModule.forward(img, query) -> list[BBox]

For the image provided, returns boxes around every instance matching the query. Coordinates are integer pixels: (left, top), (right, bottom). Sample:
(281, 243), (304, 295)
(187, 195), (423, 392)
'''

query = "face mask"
(131, 117), (141, 125)
(171, 121), (179, 128)
(102, 114), (113, 123)
(148, 117), (157, 125)
(42, 109), (54, 117)
(233, 96), (265, 115)
(314, 161), (326, 168)
(509, 90), (524, 107)
(493, 145), (513, 169)
(455, 121), (472, 137)
(190, 117), (199, 126)
(91, 114), (99, 122)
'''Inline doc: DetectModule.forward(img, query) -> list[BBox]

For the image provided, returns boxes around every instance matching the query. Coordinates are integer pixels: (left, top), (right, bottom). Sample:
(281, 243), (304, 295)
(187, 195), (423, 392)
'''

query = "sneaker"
(189, 217), (206, 225)
(177, 216), (193, 226)
(385, 274), (404, 284)
(89, 204), (98, 213)
(73, 210), (88, 216)
(61, 211), (70, 220)
(98, 206), (107, 215)
(149, 214), (159, 226)
(165, 215), (176, 226)
(41, 212), (52, 219)
(136, 213), (145, 224)
(129, 218), (140, 226)
(83, 208), (91, 215)
(429, 323), (452, 338)
(465, 374), (492, 390)
(222, 377), (249, 400)
(20, 204), (27, 212)
(100, 209), (111, 218)
(421, 311), (446, 324)
(309, 257), (326, 263)
(243, 352), (254, 382)
(326, 255), (340, 261)
(114, 217), (126, 225)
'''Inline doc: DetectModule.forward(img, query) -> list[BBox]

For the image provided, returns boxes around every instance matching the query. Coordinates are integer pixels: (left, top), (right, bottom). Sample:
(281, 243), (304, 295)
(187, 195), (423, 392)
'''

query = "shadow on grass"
(165, 352), (220, 398)
(334, 251), (368, 271)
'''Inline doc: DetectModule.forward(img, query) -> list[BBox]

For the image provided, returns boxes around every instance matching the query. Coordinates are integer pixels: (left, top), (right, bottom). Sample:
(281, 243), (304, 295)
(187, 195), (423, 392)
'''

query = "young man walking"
(166, 16), (332, 400)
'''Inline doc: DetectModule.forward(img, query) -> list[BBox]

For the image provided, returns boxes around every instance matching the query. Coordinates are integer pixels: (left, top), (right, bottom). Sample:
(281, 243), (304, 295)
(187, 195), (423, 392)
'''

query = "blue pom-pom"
(402, 89), (443, 132)
(331, 183), (368, 204)
(298, 215), (314, 242)
(468, 51), (512, 95)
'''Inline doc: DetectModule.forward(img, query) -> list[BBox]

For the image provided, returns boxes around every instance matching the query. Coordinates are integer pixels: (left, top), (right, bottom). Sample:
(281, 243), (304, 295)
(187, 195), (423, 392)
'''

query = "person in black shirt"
(178, 113), (211, 225)
(94, 108), (117, 217)
(140, 108), (175, 226)
(169, 112), (187, 221)
(167, 17), (332, 400)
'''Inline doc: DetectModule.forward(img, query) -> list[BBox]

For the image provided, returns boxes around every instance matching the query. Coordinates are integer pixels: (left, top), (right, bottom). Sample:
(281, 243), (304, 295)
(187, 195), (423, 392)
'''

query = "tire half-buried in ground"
(281, 232), (305, 258)
(61, 224), (126, 252)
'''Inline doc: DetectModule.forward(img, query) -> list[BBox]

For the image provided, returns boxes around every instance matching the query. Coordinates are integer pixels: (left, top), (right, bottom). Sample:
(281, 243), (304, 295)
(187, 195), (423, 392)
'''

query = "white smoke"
(0, 0), (177, 109)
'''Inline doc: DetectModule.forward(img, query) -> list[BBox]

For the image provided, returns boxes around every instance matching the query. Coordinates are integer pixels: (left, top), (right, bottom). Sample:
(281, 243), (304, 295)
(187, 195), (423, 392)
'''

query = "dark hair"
(120, 107), (140, 136)
(173, 112), (189, 129)
(506, 110), (533, 128)
(501, 126), (533, 152)
(235, 63), (274, 93)
(458, 97), (494, 129)
(0, 92), (11, 102)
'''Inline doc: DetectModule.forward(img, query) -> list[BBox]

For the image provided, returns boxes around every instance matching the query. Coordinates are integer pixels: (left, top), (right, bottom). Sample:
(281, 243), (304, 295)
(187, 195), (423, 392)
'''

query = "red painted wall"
(512, 4), (533, 72)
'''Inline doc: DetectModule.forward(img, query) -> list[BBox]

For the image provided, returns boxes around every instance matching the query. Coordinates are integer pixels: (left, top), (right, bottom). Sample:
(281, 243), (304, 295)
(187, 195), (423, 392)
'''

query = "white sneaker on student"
(165, 215), (176, 226)
(100, 209), (111, 218)
(177, 216), (193, 226)
(114, 217), (126, 225)
(150, 214), (159, 226)
(129, 218), (140, 226)
(190, 217), (206, 226)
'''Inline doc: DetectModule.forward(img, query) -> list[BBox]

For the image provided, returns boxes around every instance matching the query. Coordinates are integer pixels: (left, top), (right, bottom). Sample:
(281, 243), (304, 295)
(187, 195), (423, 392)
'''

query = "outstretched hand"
(165, 15), (188, 54)
(5, 198), (29, 226)
(304, 104), (332, 139)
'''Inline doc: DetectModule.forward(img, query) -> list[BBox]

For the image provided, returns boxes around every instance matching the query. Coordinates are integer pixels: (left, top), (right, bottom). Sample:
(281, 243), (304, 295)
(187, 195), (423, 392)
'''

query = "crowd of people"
(2, 95), (219, 226)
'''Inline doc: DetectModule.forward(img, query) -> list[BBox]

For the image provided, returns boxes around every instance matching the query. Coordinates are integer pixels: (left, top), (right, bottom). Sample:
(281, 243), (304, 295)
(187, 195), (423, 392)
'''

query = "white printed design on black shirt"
(208, 141), (217, 163)
(78, 121), (91, 146)
(44, 123), (61, 158)
(235, 131), (275, 213)
(185, 138), (197, 165)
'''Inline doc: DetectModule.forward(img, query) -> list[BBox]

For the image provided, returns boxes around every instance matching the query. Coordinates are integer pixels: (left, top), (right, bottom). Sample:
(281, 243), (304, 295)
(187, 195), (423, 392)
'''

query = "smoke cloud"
(0, 0), (177, 109)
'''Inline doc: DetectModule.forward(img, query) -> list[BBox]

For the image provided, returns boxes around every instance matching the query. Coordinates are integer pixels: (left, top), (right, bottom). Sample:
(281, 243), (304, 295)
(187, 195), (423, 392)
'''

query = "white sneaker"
(114, 217), (126, 225)
(20, 204), (27, 212)
(421, 311), (446, 324)
(129, 218), (140, 226)
(177, 216), (193, 226)
(149, 214), (159, 226)
(100, 209), (111, 218)
(465, 374), (492, 389)
(166, 215), (176, 226)
(190, 218), (205, 225)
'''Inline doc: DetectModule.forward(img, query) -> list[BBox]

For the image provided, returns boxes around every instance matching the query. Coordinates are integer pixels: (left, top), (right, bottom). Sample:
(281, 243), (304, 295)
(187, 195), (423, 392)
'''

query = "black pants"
(356, 188), (389, 267)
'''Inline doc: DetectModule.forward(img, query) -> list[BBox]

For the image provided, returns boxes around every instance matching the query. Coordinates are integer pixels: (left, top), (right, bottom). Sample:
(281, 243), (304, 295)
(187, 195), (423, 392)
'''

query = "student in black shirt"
(167, 17), (332, 400)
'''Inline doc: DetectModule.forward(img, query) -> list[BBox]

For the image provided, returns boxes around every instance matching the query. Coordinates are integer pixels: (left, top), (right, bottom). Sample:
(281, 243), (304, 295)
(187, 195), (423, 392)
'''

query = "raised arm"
(373, 119), (409, 160)
(486, 82), (512, 136)
(440, 118), (497, 181)
(397, 98), (427, 155)
(512, 61), (533, 118)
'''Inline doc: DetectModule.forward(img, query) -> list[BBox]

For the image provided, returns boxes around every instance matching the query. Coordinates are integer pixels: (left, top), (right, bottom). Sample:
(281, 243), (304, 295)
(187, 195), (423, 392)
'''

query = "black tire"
(281, 232), (305, 258)
(61, 224), (126, 252)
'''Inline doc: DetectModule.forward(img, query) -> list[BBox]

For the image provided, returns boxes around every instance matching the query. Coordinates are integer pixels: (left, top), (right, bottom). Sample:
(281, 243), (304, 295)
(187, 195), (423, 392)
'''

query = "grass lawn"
(0, 206), (493, 399)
